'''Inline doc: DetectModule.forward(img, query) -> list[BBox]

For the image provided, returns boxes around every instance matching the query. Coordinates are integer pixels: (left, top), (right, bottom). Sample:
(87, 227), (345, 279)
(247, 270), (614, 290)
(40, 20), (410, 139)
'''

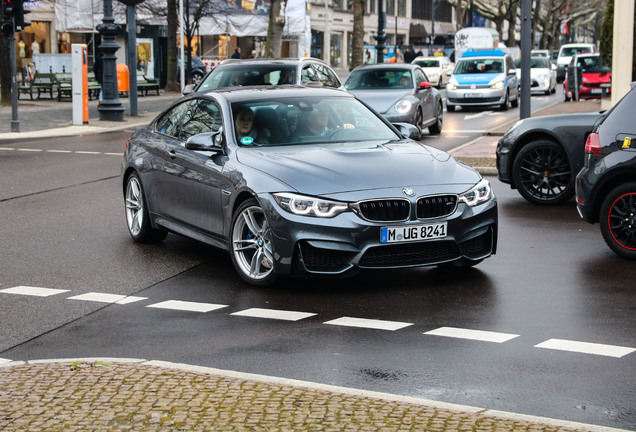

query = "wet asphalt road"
(0, 130), (635, 430)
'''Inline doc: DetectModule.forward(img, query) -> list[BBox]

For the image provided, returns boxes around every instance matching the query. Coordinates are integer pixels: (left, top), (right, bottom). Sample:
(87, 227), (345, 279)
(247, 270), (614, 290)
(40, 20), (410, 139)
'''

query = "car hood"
(453, 73), (503, 85)
(348, 89), (413, 114)
(236, 140), (479, 196)
(583, 72), (612, 84)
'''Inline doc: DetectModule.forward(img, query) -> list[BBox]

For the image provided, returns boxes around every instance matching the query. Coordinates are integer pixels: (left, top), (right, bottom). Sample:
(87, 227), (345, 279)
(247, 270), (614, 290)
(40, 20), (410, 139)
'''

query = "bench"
(56, 72), (102, 101)
(18, 72), (56, 100)
(56, 73), (73, 101)
(136, 71), (160, 96)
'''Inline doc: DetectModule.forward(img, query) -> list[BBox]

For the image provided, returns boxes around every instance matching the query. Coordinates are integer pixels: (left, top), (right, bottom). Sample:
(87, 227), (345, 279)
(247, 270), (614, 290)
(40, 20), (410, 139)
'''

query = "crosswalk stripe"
(0, 358), (11, 364)
(424, 327), (519, 343)
(0, 286), (70, 297)
(324, 317), (413, 331)
(67, 292), (147, 304)
(231, 308), (316, 321)
(147, 300), (228, 313)
(535, 339), (636, 358)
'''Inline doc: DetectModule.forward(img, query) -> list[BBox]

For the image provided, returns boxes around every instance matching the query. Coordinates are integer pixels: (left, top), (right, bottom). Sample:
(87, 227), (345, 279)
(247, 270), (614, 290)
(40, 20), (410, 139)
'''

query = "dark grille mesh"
(298, 242), (355, 272)
(359, 241), (460, 267)
(357, 200), (410, 222)
(460, 229), (493, 259)
(416, 195), (457, 219)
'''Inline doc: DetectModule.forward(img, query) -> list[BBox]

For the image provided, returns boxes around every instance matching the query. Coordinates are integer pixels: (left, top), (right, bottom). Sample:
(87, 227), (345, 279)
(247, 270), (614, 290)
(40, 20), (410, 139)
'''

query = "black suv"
(576, 84), (636, 259)
(183, 58), (344, 95)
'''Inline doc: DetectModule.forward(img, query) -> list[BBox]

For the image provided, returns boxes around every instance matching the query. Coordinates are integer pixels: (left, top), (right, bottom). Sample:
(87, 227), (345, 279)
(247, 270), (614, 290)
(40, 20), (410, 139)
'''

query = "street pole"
(127, 5), (138, 117)
(9, 29), (19, 132)
(374, 0), (386, 63)
(97, 0), (125, 121)
(519, 0), (531, 119)
(431, 0), (435, 53)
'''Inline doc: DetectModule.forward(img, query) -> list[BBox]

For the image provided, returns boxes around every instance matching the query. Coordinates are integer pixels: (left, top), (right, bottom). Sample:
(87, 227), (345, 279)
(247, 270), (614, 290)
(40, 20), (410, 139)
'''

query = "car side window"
(314, 64), (341, 88)
(301, 65), (318, 84)
(179, 99), (222, 142)
(155, 102), (189, 138)
(506, 56), (514, 72)
(414, 69), (427, 86)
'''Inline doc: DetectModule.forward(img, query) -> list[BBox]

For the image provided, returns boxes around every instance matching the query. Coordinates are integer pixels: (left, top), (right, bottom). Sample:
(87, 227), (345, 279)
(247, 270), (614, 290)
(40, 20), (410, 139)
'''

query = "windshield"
(454, 58), (503, 74)
(576, 56), (610, 73)
(560, 46), (593, 57)
(345, 69), (413, 90)
(198, 64), (297, 91)
(413, 59), (439, 68)
(231, 96), (399, 147)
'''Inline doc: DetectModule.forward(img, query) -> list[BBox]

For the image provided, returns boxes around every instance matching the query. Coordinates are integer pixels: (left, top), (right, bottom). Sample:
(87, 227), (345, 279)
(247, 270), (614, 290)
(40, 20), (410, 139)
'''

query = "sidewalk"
(0, 358), (627, 432)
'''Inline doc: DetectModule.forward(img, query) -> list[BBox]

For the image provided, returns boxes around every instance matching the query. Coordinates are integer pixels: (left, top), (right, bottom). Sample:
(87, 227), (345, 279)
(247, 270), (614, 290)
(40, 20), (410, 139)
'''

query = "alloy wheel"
(231, 204), (275, 283)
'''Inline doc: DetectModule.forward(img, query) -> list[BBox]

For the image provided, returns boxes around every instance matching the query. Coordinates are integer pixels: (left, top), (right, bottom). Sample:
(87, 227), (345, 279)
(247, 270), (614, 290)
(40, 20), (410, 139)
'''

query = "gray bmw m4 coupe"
(122, 86), (497, 286)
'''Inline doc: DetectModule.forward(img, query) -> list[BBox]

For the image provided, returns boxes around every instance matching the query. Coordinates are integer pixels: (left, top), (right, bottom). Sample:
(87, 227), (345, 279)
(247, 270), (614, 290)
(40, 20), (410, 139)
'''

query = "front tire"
(230, 199), (278, 286)
(600, 183), (636, 259)
(500, 91), (509, 110)
(511, 140), (574, 205)
(428, 102), (443, 135)
(125, 173), (168, 243)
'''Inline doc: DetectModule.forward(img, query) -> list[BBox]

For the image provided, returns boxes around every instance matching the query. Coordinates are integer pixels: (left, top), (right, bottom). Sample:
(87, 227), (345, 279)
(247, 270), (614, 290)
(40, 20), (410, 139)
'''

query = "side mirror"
(446, 70), (453, 76)
(507, 68), (517, 76)
(182, 84), (196, 96)
(393, 122), (421, 141)
(419, 82), (433, 90)
(185, 131), (224, 153)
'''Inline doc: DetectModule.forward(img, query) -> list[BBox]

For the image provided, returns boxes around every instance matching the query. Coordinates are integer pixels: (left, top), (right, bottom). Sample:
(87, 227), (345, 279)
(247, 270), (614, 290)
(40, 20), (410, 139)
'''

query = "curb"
(0, 357), (630, 432)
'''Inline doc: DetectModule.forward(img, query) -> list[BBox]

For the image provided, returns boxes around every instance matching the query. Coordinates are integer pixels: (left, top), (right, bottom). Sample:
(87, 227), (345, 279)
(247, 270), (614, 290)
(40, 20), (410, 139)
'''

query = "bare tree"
(349, 0), (365, 70)
(265, 0), (286, 57)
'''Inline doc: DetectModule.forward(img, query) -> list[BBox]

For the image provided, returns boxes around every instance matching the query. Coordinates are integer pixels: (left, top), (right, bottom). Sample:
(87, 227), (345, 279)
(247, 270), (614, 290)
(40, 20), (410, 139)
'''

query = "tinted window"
(179, 99), (222, 142)
(313, 63), (341, 88)
(198, 64), (296, 90)
(345, 69), (414, 90)
(413, 59), (439, 68)
(156, 102), (188, 138)
(454, 58), (503, 74)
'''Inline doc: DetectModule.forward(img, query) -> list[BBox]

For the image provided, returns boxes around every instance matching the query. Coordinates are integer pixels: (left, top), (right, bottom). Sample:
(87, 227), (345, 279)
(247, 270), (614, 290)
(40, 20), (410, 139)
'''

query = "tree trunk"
(0, 36), (11, 106)
(165, 0), (179, 92)
(349, 0), (365, 70)
(265, 0), (286, 58)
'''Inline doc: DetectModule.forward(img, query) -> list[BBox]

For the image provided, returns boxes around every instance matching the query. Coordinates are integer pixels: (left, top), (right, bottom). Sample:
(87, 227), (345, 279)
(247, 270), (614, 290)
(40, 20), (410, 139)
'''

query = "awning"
(409, 23), (430, 38)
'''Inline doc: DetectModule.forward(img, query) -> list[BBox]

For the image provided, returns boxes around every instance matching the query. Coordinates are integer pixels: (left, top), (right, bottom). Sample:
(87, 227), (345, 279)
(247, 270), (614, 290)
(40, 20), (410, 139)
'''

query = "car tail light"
(584, 133), (602, 155)
(125, 140), (130, 149)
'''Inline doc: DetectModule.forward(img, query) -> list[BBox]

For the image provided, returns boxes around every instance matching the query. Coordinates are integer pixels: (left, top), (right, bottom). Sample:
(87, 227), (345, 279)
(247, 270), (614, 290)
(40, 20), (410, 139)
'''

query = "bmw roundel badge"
(402, 188), (415, 197)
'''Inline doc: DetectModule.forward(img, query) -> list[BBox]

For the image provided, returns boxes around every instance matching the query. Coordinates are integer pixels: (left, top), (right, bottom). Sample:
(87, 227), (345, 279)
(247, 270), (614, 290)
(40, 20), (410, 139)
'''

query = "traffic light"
(13, 0), (30, 31)
(1, 0), (15, 37)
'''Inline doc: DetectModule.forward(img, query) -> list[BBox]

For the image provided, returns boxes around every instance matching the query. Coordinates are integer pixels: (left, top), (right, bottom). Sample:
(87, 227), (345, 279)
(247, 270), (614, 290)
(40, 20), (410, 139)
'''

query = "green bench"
(18, 72), (56, 100)
(136, 71), (160, 96)
(56, 72), (102, 101)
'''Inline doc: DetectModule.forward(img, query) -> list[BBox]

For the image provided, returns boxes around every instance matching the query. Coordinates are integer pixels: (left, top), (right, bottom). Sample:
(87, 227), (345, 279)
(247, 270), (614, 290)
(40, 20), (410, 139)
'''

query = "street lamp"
(97, 0), (125, 121)
(374, 0), (386, 63)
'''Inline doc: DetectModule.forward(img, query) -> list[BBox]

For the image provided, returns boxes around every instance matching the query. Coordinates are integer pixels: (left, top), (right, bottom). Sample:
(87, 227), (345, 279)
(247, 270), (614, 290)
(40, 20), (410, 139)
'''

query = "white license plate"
(464, 93), (482, 98)
(590, 88), (602, 94)
(380, 222), (448, 244)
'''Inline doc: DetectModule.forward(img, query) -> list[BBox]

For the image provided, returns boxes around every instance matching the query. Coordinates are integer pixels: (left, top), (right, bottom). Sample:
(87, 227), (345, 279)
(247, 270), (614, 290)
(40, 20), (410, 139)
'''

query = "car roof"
(197, 85), (353, 104)
(350, 63), (421, 71)
(218, 57), (329, 67)
(412, 56), (444, 61)
(460, 49), (507, 58)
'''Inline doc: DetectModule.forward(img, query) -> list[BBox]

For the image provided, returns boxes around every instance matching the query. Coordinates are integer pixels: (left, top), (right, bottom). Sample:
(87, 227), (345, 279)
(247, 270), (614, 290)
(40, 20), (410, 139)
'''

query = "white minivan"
(556, 43), (595, 83)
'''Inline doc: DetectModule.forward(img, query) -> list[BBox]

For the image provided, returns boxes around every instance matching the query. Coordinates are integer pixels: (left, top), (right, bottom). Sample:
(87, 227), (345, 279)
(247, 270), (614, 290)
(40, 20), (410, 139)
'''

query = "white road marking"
(231, 308), (316, 321)
(464, 112), (494, 120)
(47, 149), (73, 153)
(104, 152), (124, 156)
(17, 148), (42, 152)
(0, 147), (15, 151)
(324, 317), (413, 331)
(147, 300), (228, 313)
(0, 148), (121, 156)
(0, 286), (70, 297)
(535, 339), (636, 358)
(67, 292), (147, 304)
(74, 151), (102, 155)
(424, 327), (520, 343)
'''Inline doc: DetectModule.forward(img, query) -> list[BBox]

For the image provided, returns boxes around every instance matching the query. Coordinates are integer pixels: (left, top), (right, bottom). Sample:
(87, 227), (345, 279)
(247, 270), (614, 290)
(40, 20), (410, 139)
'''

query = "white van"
(556, 43), (595, 82)
(454, 27), (500, 59)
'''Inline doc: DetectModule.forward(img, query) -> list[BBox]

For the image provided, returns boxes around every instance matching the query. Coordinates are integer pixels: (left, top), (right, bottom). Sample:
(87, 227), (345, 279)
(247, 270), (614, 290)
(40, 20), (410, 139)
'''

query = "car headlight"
(395, 100), (413, 114)
(490, 81), (504, 89)
(273, 193), (349, 218)
(458, 179), (493, 206)
(447, 82), (458, 90)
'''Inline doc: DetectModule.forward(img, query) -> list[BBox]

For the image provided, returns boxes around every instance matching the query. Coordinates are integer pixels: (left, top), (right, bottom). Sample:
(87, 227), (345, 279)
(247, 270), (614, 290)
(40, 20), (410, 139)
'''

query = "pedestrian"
(250, 49), (257, 58)
(93, 49), (104, 104)
(450, 48), (456, 63)
(231, 47), (241, 59)
(403, 47), (416, 63)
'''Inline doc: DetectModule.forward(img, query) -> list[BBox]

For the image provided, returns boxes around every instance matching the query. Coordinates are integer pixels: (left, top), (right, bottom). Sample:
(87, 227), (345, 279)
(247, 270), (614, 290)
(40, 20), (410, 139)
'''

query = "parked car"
(564, 53), (611, 101)
(122, 86), (498, 286)
(411, 55), (454, 88)
(177, 56), (208, 85)
(497, 111), (605, 205)
(531, 49), (550, 58)
(344, 63), (443, 134)
(184, 57), (343, 95)
(555, 43), (595, 83)
(514, 56), (557, 95)
(446, 49), (519, 112)
(576, 84), (636, 259)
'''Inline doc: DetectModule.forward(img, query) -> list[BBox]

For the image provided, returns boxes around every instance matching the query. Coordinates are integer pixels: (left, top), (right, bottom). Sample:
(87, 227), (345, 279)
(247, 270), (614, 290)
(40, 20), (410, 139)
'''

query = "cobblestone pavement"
(0, 359), (626, 432)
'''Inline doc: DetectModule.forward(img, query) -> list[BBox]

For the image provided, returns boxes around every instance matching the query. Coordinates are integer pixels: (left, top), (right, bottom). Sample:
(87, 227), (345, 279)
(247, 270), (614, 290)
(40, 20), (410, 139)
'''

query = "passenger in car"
(234, 106), (269, 145)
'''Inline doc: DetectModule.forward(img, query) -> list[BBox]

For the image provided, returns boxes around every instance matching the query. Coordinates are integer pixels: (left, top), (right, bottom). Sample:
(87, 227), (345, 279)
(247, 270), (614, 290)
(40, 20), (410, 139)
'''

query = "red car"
(564, 53), (611, 101)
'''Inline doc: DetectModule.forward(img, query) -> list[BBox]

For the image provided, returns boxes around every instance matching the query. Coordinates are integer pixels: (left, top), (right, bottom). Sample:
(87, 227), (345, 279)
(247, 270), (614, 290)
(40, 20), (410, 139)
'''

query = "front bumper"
(446, 87), (506, 107)
(258, 193), (498, 275)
